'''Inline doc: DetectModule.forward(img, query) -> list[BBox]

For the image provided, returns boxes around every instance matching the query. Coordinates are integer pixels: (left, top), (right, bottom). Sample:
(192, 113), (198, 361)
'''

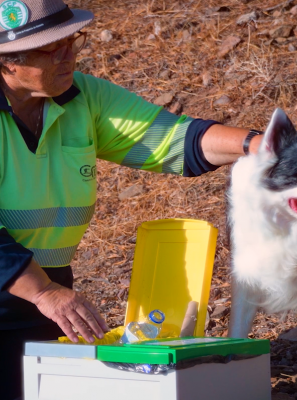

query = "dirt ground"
(69, 0), (297, 397)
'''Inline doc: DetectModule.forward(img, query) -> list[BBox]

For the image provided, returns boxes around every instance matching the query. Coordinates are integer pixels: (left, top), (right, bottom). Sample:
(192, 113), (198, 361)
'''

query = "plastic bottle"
(120, 309), (165, 344)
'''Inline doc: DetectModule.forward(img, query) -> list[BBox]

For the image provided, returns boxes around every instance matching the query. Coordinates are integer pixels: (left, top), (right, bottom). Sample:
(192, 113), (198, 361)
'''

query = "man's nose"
(63, 45), (76, 62)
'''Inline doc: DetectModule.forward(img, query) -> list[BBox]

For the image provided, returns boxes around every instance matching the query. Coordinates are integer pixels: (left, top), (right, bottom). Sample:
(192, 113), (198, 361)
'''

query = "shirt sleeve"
(183, 118), (222, 177)
(0, 227), (33, 292)
(75, 73), (194, 175)
(74, 73), (222, 177)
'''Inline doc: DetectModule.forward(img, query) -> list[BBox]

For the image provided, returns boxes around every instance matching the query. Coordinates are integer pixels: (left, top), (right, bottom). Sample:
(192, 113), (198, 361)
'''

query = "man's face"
(11, 36), (78, 97)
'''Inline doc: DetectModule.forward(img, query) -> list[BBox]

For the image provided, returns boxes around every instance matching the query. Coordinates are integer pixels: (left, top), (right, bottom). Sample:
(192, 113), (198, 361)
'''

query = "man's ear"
(1, 63), (17, 75)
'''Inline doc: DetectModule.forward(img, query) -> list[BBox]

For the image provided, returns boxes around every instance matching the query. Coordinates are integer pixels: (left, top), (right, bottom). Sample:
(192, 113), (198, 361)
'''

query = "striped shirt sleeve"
(121, 110), (194, 174)
(77, 74), (222, 177)
(90, 77), (193, 175)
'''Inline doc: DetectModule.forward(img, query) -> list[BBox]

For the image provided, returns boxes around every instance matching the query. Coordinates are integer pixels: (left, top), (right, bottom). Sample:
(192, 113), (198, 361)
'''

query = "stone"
(214, 297), (231, 305)
(290, 5), (297, 15)
(211, 305), (230, 319)
(269, 25), (294, 39)
(80, 48), (93, 56)
(236, 11), (258, 25)
(273, 18), (283, 26)
(288, 43), (296, 51)
(274, 73), (283, 83)
(128, 52), (137, 59)
(82, 250), (92, 260)
(279, 327), (297, 341)
(213, 95), (231, 106)
(202, 71), (212, 86)
(159, 70), (171, 80)
(257, 29), (269, 37)
(100, 29), (113, 42)
(182, 30), (191, 41)
(154, 92), (174, 106)
(76, 57), (94, 70)
(218, 35), (241, 58)
(168, 101), (182, 114)
(118, 185), (144, 200)
(275, 37), (289, 44)
(154, 21), (162, 36)
(147, 34), (156, 40)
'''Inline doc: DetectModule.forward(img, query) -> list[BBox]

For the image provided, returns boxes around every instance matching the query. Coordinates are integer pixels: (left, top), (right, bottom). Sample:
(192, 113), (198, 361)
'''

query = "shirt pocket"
(60, 140), (97, 202)
(61, 138), (95, 155)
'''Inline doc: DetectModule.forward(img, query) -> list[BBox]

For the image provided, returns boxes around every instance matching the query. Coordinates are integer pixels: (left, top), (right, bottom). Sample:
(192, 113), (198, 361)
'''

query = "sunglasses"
(31, 32), (87, 65)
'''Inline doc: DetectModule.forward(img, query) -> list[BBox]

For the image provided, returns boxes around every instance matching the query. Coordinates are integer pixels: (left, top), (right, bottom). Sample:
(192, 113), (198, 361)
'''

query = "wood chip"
(218, 36), (241, 58)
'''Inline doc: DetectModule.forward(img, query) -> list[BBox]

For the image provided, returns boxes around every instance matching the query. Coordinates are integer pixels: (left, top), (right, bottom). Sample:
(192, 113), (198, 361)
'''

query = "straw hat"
(0, 0), (94, 53)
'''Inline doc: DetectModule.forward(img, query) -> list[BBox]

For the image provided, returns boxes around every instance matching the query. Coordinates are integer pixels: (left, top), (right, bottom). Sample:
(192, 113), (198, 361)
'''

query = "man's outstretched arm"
(201, 125), (262, 166)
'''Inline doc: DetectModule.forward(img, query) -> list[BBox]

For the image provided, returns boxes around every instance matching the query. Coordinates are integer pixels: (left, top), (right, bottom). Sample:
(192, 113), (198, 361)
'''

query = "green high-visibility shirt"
(0, 71), (194, 268)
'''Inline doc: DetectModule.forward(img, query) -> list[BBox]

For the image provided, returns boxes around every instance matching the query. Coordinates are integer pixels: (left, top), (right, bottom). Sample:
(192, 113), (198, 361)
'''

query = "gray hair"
(0, 52), (27, 68)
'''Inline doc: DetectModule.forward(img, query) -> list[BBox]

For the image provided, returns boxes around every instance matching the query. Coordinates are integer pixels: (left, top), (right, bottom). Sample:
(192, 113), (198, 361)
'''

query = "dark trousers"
(0, 323), (64, 400)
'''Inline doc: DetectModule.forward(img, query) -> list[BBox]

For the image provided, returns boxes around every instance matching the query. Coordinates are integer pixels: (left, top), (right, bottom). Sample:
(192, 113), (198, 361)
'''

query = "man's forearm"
(7, 258), (52, 302)
(201, 125), (262, 166)
(7, 257), (109, 342)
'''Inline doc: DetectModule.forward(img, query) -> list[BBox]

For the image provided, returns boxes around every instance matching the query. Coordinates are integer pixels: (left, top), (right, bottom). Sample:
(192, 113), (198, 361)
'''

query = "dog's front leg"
(228, 277), (259, 338)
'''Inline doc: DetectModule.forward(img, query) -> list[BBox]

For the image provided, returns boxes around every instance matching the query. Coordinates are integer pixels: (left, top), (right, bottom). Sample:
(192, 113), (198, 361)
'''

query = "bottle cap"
(148, 309), (165, 324)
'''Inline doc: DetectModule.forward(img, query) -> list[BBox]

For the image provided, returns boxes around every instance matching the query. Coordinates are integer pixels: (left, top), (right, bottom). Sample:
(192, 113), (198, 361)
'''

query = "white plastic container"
(23, 337), (271, 400)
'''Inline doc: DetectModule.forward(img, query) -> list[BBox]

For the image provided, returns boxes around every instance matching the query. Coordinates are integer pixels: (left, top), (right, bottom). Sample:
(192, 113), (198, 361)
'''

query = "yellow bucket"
(124, 219), (218, 337)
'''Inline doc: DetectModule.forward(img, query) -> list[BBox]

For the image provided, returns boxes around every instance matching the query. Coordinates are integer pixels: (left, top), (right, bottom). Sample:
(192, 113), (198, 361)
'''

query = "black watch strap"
(243, 129), (264, 155)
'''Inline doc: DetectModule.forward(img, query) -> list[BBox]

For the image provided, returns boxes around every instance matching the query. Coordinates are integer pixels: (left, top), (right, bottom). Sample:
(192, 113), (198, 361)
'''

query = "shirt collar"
(0, 84), (81, 110)
(52, 85), (81, 106)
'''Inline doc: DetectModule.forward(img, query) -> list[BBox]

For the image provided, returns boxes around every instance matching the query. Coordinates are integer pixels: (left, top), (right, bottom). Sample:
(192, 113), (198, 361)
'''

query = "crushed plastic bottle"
(120, 309), (165, 344)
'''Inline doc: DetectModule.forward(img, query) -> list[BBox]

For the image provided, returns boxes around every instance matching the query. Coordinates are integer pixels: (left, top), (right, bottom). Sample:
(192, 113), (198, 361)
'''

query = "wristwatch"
(243, 129), (264, 155)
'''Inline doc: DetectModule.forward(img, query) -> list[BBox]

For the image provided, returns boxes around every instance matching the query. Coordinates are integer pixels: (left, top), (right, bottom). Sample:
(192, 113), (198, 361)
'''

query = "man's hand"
(32, 282), (109, 343)
(7, 258), (109, 343)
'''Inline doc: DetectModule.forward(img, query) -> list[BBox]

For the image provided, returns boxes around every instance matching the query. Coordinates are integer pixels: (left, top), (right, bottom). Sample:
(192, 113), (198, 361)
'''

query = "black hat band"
(0, 6), (73, 45)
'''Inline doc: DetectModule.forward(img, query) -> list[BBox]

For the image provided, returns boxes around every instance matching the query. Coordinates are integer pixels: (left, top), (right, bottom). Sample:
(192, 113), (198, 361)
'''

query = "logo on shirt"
(80, 165), (96, 181)
(0, 1), (28, 31)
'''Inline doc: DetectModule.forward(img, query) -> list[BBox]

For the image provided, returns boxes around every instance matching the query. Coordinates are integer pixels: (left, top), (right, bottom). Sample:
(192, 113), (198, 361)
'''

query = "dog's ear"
(259, 108), (297, 159)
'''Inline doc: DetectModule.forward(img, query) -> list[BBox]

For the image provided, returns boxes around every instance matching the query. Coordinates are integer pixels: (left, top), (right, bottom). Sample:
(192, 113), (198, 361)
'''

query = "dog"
(227, 108), (297, 338)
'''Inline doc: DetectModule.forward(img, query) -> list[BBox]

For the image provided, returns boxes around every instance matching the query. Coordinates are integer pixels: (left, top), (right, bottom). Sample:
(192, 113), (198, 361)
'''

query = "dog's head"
(260, 109), (297, 216)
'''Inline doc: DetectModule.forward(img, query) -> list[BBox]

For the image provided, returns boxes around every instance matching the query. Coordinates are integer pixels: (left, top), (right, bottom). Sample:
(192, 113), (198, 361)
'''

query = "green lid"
(96, 337), (270, 364)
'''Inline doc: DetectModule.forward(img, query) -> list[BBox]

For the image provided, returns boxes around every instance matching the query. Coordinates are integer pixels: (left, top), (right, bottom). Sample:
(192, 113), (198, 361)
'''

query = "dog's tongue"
(289, 198), (297, 212)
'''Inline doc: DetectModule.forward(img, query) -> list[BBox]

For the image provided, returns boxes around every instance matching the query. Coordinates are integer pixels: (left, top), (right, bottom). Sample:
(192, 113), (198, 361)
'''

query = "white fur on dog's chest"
(229, 154), (297, 312)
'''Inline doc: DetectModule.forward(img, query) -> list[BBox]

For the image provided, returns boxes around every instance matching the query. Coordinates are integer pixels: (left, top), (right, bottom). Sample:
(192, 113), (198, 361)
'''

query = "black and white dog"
(228, 108), (297, 338)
